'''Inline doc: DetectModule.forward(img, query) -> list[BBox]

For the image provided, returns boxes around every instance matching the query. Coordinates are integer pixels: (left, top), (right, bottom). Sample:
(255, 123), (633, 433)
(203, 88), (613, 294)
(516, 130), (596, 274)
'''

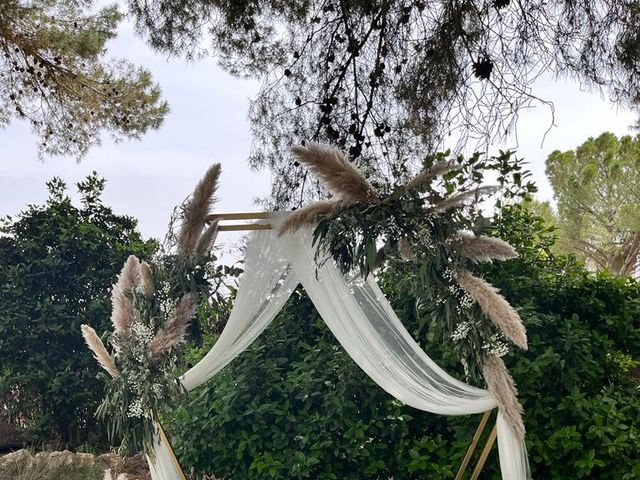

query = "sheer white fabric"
(148, 230), (299, 476)
(180, 229), (298, 391)
(279, 226), (530, 480)
(147, 435), (181, 480)
(148, 219), (531, 480)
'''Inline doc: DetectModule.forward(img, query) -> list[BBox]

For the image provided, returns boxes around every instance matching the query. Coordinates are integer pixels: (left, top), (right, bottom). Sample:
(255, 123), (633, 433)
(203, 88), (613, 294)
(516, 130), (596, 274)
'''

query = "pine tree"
(0, 0), (168, 158)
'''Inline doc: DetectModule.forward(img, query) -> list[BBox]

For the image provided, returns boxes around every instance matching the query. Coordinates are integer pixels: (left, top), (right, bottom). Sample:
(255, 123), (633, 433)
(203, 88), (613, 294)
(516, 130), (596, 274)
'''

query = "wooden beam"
(206, 212), (273, 221)
(217, 223), (272, 231)
(455, 410), (493, 480)
(470, 424), (498, 480)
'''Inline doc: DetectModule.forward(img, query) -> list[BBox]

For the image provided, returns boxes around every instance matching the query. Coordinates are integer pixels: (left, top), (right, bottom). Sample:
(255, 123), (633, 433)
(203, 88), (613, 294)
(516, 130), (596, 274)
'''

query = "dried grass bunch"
(483, 355), (525, 439)
(82, 164), (225, 455)
(291, 143), (378, 203)
(454, 269), (527, 350)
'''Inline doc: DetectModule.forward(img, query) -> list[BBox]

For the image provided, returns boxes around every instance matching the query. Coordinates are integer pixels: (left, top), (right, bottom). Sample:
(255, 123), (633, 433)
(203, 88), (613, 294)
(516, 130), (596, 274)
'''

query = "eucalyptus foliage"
(97, 290), (189, 456)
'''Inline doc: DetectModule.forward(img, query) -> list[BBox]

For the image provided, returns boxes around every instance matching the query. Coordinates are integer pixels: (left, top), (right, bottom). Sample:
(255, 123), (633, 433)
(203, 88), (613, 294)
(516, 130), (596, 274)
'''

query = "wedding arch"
(146, 212), (530, 480)
(82, 144), (535, 480)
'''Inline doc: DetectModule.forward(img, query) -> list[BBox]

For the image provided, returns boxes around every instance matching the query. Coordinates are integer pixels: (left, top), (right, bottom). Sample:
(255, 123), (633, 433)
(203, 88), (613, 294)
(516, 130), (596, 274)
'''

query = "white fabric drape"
(147, 230), (299, 477)
(148, 218), (531, 480)
(147, 435), (181, 480)
(181, 229), (299, 391)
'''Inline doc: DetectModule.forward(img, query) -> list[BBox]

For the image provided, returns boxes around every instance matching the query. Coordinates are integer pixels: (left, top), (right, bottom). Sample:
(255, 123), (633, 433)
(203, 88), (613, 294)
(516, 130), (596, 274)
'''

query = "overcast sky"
(1, 17), (637, 250)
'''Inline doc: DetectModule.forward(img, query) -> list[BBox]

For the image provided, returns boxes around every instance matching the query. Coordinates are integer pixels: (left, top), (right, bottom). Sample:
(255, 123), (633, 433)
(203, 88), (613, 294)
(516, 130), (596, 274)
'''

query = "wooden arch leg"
(454, 409), (493, 480)
(470, 424), (498, 479)
(156, 420), (188, 480)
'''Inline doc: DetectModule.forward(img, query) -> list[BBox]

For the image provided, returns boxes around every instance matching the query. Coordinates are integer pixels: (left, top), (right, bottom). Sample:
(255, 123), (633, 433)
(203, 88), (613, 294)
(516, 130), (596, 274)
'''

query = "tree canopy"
(0, 174), (156, 445)
(128, 0), (640, 206)
(0, 0), (168, 159)
(546, 132), (640, 276)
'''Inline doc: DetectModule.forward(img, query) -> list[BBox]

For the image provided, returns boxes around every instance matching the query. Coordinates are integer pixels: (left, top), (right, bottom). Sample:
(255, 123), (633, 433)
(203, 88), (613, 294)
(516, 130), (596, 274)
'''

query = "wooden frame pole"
(156, 420), (187, 480)
(455, 409), (493, 480)
(218, 223), (272, 231)
(470, 424), (498, 480)
(206, 212), (274, 221)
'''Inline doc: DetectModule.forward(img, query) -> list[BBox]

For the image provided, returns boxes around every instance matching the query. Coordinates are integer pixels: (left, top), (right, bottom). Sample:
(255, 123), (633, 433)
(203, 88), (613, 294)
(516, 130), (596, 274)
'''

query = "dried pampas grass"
(103, 469), (128, 480)
(177, 163), (221, 256)
(398, 237), (416, 261)
(431, 185), (498, 212)
(195, 220), (219, 256)
(291, 143), (377, 203)
(111, 255), (141, 335)
(81, 324), (118, 378)
(455, 269), (528, 350)
(405, 161), (458, 192)
(483, 354), (525, 439)
(148, 293), (196, 361)
(140, 261), (155, 298)
(453, 233), (518, 263)
(278, 200), (338, 236)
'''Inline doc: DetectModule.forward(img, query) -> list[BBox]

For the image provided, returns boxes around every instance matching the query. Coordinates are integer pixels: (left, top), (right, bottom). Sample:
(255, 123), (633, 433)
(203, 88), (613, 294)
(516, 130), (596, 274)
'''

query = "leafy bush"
(480, 206), (640, 479)
(168, 291), (474, 479)
(166, 206), (639, 479)
(0, 174), (156, 447)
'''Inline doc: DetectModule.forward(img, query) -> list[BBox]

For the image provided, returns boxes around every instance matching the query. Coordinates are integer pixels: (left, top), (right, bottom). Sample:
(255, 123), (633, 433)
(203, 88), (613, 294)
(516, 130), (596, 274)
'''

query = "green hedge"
(166, 207), (640, 479)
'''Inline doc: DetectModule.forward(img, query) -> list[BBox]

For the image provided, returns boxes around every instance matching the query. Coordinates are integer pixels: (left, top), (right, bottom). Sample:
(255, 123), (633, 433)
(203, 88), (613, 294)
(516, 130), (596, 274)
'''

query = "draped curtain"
(148, 217), (530, 480)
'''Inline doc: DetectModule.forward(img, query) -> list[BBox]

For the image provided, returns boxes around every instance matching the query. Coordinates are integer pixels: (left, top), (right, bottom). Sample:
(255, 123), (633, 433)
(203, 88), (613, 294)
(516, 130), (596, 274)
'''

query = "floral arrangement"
(81, 164), (222, 454)
(279, 143), (536, 438)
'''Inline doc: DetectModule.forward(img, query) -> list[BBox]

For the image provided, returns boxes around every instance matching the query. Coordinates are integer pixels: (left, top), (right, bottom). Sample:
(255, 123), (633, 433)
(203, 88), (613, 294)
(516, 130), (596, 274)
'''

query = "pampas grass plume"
(405, 161), (458, 192)
(455, 269), (528, 350)
(278, 200), (337, 236)
(110, 255), (141, 335)
(81, 324), (118, 378)
(177, 163), (221, 256)
(195, 220), (219, 256)
(431, 185), (498, 212)
(291, 143), (377, 203)
(483, 354), (525, 439)
(140, 261), (155, 297)
(454, 233), (518, 263)
(148, 293), (197, 360)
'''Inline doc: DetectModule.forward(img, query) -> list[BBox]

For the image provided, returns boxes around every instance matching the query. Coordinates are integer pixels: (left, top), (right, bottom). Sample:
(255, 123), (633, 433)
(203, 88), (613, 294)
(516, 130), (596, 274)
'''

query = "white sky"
(1, 18), (637, 248)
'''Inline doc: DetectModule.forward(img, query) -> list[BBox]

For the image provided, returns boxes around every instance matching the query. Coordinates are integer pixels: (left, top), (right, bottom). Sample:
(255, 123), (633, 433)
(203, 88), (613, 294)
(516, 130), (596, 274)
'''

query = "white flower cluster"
(482, 333), (509, 357)
(443, 268), (454, 281)
(128, 398), (144, 418)
(152, 383), (163, 398)
(130, 320), (154, 363)
(451, 321), (471, 341)
(458, 292), (474, 310)
(132, 320), (154, 344)
(460, 357), (470, 380)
